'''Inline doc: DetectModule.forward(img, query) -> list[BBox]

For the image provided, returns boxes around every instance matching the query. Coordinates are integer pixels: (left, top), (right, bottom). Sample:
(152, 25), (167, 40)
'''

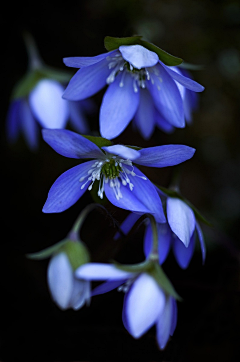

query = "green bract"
(104, 35), (183, 66)
(12, 67), (72, 99)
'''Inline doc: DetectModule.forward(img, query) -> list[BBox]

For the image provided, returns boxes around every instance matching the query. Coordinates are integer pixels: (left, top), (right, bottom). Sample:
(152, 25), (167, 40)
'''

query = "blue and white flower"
(63, 44), (204, 139)
(6, 79), (92, 150)
(48, 252), (90, 310)
(42, 129), (195, 221)
(75, 263), (177, 350)
(115, 197), (206, 269)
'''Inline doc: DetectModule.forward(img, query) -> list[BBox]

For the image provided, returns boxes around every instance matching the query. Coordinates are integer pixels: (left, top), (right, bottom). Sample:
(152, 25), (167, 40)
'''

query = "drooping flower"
(6, 33), (93, 149)
(115, 197), (206, 269)
(48, 252), (90, 310)
(63, 43), (204, 139)
(42, 128), (195, 222)
(75, 263), (177, 349)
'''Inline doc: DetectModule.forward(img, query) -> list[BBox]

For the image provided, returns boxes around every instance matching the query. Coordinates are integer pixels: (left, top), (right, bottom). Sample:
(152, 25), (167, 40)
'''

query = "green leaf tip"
(82, 135), (112, 148)
(104, 35), (183, 66)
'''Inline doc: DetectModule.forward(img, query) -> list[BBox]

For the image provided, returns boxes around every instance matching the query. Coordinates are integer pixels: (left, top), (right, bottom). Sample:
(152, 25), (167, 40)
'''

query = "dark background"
(2, 0), (240, 360)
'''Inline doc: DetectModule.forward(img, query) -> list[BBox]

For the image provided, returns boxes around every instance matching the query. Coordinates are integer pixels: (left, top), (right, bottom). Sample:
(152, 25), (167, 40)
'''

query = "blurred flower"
(63, 43), (204, 139)
(48, 252), (90, 310)
(6, 33), (93, 149)
(42, 129), (195, 221)
(76, 263), (177, 349)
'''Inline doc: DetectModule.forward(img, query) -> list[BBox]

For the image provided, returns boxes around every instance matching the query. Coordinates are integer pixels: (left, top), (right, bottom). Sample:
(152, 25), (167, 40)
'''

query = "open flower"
(63, 44), (204, 139)
(48, 252), (90, 310)
(76, 263), (177, 350)
(42, 129), (195, 222)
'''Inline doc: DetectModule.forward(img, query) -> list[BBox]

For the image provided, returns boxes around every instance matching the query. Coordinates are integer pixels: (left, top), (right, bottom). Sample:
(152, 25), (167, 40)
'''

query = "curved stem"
(23, 31), (43, 70)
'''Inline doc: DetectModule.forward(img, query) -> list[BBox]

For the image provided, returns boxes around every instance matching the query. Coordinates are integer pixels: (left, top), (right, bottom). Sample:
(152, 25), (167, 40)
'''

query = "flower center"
(79, 155), (146, 200)
(106, 53), (163, 93)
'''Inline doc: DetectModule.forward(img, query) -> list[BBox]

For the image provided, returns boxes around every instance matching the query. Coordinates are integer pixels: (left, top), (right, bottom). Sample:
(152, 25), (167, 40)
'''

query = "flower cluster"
(11, 35), (208, 352)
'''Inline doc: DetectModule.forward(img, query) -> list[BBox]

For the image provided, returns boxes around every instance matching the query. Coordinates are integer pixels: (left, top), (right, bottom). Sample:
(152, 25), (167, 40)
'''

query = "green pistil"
(101, 159), (122, 179)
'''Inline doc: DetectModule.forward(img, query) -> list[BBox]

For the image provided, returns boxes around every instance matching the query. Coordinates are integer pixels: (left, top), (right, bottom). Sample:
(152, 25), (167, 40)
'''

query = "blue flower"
(48, 252), (91, 310)
(6, 79), (93, 150)
(63, 44), (204, 139)
(42, 129), (195, 221)
(116, 197), (206, 269)
(75, 263), (177, 350)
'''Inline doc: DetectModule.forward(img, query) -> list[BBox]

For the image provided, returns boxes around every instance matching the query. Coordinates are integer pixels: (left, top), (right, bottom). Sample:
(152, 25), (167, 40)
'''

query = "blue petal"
(159, 61), (205, 92)
(6, 99), (22, 143)
(68, 101), (90, 134)
(42, 161), (96, 213)
(124, 273), (166, 338)
(134, 89), (155, 140)
(119, 45), (159, 69)
(20, 100), (39, 150)
(155, 109), (175, 133)
(114, 213), (141, 240)
(63, 50), (117, 68)
(172, 233), (195, 269)
(102, 145), (140, 160)
(156, 296), (173, 350)
(42, 129), (103, 159)
(76, 263), (133, 280)
(134, 144), (195, 168)
(29, 79), (69, 129)
(147, 64), (185, 127)
(144, 222), (172, 264)
(105, 166), (166, 223)
(63, 57), (112, 101)
(167, 198), (196, 247)
(100, 72), (140, 139)
(92, 280), (126, 296)
(196, 221), (206, 264)
(170, 297), (178, 336)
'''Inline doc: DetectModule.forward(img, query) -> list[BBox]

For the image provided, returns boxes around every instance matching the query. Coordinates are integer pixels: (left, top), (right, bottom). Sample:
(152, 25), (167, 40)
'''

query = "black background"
(2, 0), (240, 361)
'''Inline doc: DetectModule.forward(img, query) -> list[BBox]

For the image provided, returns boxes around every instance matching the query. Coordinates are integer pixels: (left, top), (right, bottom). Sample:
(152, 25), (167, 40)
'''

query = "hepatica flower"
(6, 33), (92, 149)
(42, 129), (195, 221)
(116, 196), (206, 269)
(76, 263), (177, 350)
(63, 38), (204, 139)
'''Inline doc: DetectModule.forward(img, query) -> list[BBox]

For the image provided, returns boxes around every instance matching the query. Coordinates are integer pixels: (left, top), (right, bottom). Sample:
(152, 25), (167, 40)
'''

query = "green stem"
(148, 214), (159, 262)
(23, 31), (43, 70)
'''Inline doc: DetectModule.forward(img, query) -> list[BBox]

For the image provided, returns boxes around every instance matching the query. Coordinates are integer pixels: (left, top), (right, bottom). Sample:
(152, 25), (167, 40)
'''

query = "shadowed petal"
(100, 72), (140, 139)
(159, 61), (205, 92)
(6, 99), (22, 142)
(20, 100), (39, 150)
(102, 144), (140, 160)
(47, 253), (73, 310)
(29, 79), (69, 129)
(196, 221), (206, 264)
(144, 223), (172, 264)
(173, 233), (195, 269)
(63, 57), (112, 100)
(92, 280), (126, 296)
(134, 89), (155, 139)
(119, 45), (159, 69)
(124, 273), (166, 338)
(76, 263), (133, 280)
(156, 296), (173, 349)
(68, 101), (90, 134)
(155, 109), (175, 133)
(135, 144), (195, 168)
(42, 129), (103, 159)
(63, 50), (117, 68)
(167, 198), (196, 247)
(170, 298), (178, 335)
(147, 64), (185, 127)
(114, 213), (141, 240)
(42, 161), (96, 213)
